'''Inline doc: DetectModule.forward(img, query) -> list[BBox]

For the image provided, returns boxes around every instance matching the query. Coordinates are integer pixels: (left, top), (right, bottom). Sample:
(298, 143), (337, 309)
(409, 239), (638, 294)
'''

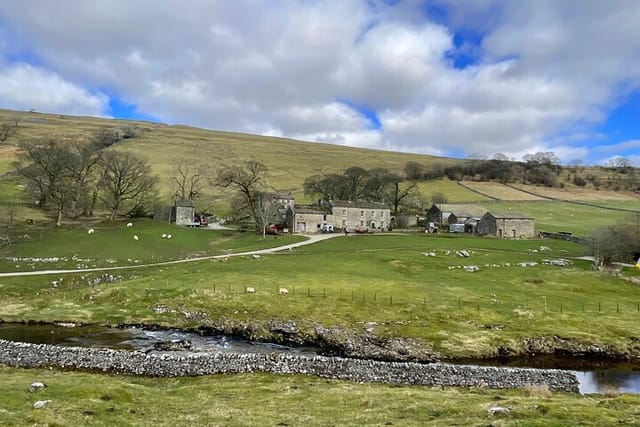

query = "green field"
(2, 367), (639, 426)
(0, 223), (304, 272)
(482, 200), (638, 235)
(2, 231), (638, 360)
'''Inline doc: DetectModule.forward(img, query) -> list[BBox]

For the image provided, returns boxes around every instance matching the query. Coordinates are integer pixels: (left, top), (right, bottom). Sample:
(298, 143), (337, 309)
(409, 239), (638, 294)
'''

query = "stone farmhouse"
(286, 198), (391, 234)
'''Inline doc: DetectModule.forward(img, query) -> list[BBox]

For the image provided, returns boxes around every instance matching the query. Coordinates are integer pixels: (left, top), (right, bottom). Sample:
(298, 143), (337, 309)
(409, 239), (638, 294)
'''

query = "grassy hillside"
(0, 109), (455, 197)
(0, 108), (638, 232)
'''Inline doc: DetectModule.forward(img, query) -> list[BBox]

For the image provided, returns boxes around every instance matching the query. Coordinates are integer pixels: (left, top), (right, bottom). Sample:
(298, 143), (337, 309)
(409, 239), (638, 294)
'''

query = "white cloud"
(0, 62), (108, 116)
(0, 0), (638, 164)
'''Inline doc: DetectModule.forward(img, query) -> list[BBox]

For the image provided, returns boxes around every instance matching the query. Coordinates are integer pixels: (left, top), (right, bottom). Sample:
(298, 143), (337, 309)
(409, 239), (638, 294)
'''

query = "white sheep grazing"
(246, 286), (256, 294)
(166, 234), (172, 239)
(278, 287), (289, 295)
(126, 222), (133, 228)
(133, 235), (139, 241)
(87, 228), (95, 234)
(161, 233), (167, 238)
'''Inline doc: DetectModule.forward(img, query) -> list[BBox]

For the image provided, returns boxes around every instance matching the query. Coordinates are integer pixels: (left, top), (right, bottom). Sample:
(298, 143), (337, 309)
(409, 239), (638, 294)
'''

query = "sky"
(0, 0), (639, 166)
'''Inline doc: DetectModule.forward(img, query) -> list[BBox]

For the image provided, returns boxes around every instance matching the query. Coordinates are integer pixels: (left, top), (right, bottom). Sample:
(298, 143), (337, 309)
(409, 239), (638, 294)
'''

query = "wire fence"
(208, 284), (640, 316)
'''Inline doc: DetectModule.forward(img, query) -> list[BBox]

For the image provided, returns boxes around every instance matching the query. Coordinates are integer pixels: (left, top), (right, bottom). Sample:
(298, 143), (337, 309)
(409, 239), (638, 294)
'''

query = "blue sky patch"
(108, 95), (158, 123)
(338, 98), (381, 130)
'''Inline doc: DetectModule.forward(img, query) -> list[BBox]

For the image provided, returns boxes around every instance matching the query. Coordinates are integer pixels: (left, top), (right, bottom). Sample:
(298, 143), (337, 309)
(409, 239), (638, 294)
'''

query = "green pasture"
(2, 233), (639, 359)
(2, 367), (638, 426)
(0, 223), (304, 272)
(417, 179), (490, 203)
(483, 200), (636, 236)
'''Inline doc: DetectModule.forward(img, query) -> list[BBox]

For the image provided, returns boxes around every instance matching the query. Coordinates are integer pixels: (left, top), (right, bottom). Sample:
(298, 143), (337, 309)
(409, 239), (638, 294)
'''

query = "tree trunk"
(56, 206), (63, 227)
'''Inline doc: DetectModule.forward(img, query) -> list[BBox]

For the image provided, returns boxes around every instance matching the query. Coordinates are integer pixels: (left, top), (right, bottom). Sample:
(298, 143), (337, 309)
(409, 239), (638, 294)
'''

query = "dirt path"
(0, 233), (342, 278)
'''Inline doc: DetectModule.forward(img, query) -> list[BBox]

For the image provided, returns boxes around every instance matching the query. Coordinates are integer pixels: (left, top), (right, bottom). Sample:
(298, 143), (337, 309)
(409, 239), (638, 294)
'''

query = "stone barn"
(174, 199), (195, 225)
(477, 211), (535, 238)
(425, 204), (487, 230)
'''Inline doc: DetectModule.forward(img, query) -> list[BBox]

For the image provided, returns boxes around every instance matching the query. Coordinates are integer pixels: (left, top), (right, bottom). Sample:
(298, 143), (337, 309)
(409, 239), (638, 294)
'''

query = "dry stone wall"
(0, 339), (579, 392)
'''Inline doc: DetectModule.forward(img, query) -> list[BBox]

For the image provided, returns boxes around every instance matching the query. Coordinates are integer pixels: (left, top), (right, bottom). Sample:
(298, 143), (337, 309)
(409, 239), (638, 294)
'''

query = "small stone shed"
(174, 199), (195, 225)
(476, 211), (535, 238)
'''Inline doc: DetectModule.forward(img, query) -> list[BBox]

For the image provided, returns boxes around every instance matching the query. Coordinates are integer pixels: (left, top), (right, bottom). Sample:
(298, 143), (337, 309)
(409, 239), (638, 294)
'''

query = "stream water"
(1, 323), (638, 394)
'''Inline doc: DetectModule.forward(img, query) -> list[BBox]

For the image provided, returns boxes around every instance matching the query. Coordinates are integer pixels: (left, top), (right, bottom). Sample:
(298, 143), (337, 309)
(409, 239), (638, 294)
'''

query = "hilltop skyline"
(0, 1), (639, 165)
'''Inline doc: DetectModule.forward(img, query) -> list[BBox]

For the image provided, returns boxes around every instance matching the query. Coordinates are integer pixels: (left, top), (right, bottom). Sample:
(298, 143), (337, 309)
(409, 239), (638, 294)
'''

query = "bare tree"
(387, 178), (418, 215)
(99, 151), (157, 221)
(0, 113), (20, 144)
(404, 161), (424, 180)
(587, 219), (639, 269)
(254, 191), (278, 238)
(216, 160), (269, 232)
(171, 162), (206, 201)
(523, 151), (561, 165)
(67, 139), (103, 217)
(16, 138), (76, 226)
(431, 191), (448, 205)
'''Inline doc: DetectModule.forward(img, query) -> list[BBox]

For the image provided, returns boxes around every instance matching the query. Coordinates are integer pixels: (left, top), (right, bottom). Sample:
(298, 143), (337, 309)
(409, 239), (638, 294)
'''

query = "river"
(1, 323), (638, 394)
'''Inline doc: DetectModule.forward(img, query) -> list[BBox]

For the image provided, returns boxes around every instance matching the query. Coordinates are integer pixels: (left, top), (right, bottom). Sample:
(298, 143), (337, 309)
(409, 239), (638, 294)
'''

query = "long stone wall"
(0, 339), (579, 392)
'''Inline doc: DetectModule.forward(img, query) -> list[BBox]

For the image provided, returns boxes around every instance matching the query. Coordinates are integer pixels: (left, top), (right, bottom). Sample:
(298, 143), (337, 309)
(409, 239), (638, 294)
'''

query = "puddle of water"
(453, 356), (640, 395)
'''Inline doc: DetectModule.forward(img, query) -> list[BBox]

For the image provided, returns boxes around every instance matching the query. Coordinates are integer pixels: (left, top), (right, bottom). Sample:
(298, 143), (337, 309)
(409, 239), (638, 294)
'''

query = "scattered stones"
(28, 382), (47, 392)
(543, 259), (571, 266)
(32, 400), (52, 409)
(463, 265), (479, 272)
(488, 405), (512, 415)
(153, 340), (192, 351)
(182, 310), (208, 321)
(456, 250), (471, 258)
(252, 254), (261, 259)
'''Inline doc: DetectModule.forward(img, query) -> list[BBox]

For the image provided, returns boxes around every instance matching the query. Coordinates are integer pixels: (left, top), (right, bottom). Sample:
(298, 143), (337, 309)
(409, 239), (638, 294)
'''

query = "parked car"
(320, 224), (334, 233)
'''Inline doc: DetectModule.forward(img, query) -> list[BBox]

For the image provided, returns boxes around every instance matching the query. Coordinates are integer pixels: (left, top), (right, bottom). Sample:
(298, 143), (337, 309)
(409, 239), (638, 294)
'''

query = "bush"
(573, 176), (587, 186)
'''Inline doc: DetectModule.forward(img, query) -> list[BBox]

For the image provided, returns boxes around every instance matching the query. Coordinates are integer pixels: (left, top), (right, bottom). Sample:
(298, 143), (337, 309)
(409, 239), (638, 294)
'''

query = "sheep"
(126, 222), (133, 228)
(161, 233), (167, 238)
(167, 234), (172, 239)
(278, 287), (289, 295)
(246, 286), (256, 294)
(133, 235), (139, 241)
(87, 228), (95, 234)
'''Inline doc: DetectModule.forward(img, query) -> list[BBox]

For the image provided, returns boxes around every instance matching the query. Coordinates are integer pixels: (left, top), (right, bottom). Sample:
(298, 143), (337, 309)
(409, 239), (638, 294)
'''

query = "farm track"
(0, 233), (342, 278)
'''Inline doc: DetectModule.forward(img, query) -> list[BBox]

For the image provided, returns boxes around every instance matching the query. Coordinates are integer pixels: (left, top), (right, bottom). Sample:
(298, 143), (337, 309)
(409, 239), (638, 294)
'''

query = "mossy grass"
(1, 367), (639, 426)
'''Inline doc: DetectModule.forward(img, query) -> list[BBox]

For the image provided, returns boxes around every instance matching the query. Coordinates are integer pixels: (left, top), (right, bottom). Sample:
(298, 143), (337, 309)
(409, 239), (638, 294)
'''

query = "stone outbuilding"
(173, 199), (196, 225)
(476, 211), (535, 238)
(426, 204), (488, 226)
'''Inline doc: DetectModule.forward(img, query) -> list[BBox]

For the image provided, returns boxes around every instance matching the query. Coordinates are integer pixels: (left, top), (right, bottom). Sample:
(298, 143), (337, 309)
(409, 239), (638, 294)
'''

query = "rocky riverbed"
(0, 339), (580, 392)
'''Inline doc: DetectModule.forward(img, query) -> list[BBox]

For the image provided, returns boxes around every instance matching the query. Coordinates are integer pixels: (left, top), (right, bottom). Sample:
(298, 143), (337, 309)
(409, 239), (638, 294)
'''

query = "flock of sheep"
(87, 222), (171, 240)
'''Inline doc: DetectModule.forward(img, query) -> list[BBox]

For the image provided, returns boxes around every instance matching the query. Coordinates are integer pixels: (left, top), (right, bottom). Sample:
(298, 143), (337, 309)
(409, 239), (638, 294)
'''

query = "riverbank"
(0, 339), (579, 392)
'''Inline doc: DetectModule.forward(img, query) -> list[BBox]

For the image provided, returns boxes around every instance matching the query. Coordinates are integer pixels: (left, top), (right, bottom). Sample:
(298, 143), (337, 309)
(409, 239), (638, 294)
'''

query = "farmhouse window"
(360, 210), (364, 217)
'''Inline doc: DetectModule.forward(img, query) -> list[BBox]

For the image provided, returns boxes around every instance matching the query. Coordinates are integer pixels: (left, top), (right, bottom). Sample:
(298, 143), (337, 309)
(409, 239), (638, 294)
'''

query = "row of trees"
(15, 134), (157, 226)
(303, 166), (420, 214)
